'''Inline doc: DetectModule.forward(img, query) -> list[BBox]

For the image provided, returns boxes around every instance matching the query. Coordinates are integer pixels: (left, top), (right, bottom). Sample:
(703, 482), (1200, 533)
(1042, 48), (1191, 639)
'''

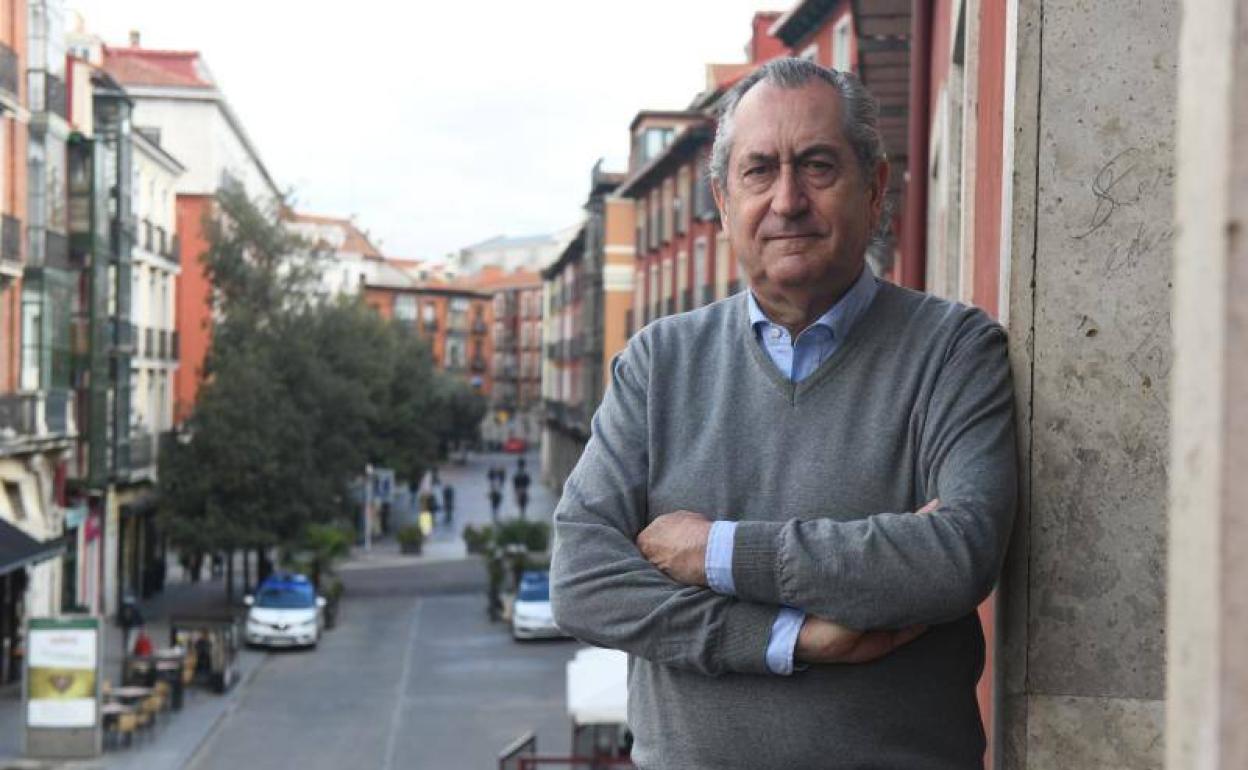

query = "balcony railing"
(0, 390), (77, 450)
(0, 44), (17, 98)
(45, 73), (67, 119)
(1, 214), (22, 268)
(144, 327), (155, 358)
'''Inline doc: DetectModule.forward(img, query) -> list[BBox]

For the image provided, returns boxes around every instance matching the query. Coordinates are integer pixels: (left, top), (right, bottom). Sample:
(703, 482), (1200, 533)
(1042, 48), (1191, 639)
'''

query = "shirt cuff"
(705, 520), (737, 595)
(765, 607), (805, 675)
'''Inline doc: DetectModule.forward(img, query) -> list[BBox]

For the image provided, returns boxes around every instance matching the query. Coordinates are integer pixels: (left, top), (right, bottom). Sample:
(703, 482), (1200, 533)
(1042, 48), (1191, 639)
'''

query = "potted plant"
(397, 524), (424, 555)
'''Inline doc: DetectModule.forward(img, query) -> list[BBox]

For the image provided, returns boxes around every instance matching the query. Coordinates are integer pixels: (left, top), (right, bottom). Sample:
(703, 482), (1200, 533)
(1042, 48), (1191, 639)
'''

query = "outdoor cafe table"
(109, 686), (152, 703)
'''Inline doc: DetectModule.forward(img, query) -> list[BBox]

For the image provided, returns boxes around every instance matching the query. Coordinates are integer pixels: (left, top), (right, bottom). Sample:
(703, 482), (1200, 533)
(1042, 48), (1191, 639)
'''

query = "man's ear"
(868, 161), (890, 225)
(711, 178), (728, 228)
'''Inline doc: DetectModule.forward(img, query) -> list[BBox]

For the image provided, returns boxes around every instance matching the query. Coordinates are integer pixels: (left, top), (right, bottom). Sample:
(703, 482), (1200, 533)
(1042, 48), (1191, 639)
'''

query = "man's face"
(713, 80), (887, 298)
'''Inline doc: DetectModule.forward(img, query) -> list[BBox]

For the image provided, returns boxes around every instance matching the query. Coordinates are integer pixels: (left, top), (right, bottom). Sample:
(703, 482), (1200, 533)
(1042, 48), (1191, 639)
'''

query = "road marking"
(381, 598), (423, 770)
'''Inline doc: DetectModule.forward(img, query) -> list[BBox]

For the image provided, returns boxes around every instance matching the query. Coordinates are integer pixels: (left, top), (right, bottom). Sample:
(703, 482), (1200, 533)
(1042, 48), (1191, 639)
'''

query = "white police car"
(511, 570), (568, 640)
(244, 574), (326, 649)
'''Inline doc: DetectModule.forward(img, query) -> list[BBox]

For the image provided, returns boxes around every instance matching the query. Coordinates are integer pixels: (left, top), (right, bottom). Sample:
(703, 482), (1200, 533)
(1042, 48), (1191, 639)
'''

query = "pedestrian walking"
(513, 465), (531, 519)
(488, 487), (503, 522)
(442, 484), (455, 525)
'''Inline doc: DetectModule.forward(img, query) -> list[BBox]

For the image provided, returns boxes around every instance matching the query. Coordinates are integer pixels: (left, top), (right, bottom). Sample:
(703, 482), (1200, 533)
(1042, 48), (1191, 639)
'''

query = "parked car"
(244, 573), (326, 649)
(511, 570), (568, 640)
(503, 437), (528, 454)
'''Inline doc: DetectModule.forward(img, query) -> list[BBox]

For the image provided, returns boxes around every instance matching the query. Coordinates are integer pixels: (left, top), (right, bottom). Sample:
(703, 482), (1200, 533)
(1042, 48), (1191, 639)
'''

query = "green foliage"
(494, 519), (550, 553)
(396, 525), (425, 550)
(159, 187), (453, 560)
(436, 381), (488, 450)
(462, 524), (493, 554)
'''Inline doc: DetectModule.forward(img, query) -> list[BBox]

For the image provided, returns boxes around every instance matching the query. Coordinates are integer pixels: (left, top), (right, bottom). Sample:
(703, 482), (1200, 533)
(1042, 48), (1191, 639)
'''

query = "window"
(676, 251), (688, 312)
(648, 264), (659, 322)
(650, 193), (661, 248)
(641, 127), (674, 164)
(395, 295), (417, 323)
(833, 17), (853, 72)
(4, 482), (25, 521)
(694, 238), (709, 306)
(663, 179), (674, 242)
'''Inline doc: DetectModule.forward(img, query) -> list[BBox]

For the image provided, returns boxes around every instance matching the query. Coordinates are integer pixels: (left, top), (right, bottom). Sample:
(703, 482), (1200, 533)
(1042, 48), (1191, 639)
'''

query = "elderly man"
(551, 57), (1016, 770)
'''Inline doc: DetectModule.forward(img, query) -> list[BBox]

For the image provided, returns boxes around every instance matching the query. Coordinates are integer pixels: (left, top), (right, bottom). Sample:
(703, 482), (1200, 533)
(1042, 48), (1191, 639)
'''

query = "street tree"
(158, 187), (453, 600)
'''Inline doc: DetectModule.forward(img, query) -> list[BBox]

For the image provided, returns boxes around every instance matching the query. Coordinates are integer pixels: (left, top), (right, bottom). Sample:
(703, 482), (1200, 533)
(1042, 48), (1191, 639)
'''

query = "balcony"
(159, 330), (170, 360)
(45, 73), (67, 119)
(0, 390), (77, 453)
(46, 231), (69, 269)
(1, 214), (22, 276)
(0, 44), (17, 99)
(117, 430), (174, 479)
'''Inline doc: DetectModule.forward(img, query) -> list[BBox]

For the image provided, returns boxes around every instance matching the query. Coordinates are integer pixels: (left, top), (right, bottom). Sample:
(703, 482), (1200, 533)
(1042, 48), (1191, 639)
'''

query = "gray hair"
(709, 57), (888, 194)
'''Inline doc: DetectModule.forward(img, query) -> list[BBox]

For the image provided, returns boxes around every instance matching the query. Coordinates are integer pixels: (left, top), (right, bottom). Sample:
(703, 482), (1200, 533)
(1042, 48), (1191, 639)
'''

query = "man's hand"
(795, 616), (928, 665)
(637, 510), (713, 587)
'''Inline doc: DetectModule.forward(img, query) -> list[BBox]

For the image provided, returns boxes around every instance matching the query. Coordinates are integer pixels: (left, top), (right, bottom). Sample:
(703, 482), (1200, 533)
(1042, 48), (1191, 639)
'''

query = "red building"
(619, 13), (792, 333)
(770, 2), (1011, 764)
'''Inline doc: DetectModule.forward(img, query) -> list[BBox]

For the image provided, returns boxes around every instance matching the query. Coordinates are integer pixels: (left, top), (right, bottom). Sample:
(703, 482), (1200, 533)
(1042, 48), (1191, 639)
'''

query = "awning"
(0, 518), (65, 577)
(566, 647), (628, 726)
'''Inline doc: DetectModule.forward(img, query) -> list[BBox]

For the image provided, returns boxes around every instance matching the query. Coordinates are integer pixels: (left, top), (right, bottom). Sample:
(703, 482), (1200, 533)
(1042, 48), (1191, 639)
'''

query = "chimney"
(129, 30), (140, 47)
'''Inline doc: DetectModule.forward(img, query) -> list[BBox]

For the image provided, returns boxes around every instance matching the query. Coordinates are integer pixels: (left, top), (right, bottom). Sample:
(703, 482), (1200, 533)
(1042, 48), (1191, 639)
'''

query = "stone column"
(998, 0), (1177, 766)
(1167, 0), (1248, 767)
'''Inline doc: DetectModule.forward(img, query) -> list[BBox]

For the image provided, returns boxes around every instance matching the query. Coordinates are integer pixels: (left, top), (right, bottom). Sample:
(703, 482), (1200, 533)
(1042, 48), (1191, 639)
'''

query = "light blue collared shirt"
(706, 266), (879, 675)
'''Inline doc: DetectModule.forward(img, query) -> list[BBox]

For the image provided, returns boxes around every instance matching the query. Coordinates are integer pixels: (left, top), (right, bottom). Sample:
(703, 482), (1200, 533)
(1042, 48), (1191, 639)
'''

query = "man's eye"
(743, 166), (768, 177)
(805, 161), (835, 174)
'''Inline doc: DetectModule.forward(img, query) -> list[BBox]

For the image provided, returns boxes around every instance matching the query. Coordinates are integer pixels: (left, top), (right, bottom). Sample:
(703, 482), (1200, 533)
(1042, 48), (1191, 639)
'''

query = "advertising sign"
(26, 618), (99, 729)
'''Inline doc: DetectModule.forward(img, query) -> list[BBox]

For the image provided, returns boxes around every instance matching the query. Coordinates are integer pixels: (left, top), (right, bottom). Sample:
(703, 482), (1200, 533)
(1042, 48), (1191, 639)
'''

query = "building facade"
(0, 0), (77, 687)
(97, 34), (282, 423)
(540, 162), (627, 491)
(364, 260), (493, 395)
(283, 210), (384, 301)
(474, 267), (542, 449)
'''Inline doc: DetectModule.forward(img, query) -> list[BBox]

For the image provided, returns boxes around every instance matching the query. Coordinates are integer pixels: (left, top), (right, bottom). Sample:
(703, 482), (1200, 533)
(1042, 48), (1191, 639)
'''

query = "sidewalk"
(0, 573), (267, 770)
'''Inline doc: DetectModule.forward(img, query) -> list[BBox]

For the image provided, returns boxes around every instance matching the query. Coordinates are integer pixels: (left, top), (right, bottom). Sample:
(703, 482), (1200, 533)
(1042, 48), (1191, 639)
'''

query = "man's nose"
(770, 163), (809, 218)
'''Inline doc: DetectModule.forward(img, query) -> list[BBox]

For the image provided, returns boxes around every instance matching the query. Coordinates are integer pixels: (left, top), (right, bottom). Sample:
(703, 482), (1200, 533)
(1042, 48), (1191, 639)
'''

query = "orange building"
(364, 259), (493, 395)
(471, 266), (542, 447)
(540, 162), (628, 490)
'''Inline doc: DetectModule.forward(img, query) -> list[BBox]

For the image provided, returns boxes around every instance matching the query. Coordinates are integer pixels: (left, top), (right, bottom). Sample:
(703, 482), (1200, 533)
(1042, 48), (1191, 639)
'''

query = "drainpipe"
(901, 0), (932, 290)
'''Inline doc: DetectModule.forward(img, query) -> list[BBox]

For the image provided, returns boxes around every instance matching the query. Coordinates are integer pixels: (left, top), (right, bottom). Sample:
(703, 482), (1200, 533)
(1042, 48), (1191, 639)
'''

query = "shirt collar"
(747, 264), (879, 341)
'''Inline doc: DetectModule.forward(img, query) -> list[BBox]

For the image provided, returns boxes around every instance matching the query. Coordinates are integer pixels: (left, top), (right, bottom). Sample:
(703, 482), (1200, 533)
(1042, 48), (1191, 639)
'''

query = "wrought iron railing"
(0, 44), (17, 98)
(1, 214), (22, 266)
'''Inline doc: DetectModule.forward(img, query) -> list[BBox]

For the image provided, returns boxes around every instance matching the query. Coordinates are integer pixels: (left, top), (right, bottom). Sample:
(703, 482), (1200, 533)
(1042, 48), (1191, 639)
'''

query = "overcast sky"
(69, 1), (780, 261)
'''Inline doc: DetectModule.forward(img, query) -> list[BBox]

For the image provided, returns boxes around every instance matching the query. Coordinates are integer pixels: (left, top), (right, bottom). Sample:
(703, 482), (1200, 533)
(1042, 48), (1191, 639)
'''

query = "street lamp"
(362, 463), (374, 551)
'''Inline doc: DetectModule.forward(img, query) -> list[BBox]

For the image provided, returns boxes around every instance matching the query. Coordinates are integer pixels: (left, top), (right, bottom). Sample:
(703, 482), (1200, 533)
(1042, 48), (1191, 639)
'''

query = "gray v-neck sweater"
(551, 280), (1017, 769)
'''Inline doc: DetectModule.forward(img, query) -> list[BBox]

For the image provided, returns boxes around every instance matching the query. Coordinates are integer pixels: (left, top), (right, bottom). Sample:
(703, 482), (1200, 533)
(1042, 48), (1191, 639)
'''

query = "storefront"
(0, 519), (65, 685)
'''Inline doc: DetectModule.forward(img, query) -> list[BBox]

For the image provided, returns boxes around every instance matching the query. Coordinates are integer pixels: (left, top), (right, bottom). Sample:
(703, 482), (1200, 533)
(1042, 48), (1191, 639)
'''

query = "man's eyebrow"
(738, 151), (778, 167)
(796, 144), (843, 161)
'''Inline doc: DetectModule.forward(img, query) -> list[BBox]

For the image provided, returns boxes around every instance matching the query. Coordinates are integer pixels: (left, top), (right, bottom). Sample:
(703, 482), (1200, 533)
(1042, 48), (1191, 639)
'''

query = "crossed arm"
(549, 324), (1017, 676)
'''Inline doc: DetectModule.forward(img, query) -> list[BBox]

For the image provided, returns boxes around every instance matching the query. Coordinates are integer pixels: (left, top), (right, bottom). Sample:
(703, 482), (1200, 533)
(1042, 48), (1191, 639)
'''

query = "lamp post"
(363, 463), (373, 551)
